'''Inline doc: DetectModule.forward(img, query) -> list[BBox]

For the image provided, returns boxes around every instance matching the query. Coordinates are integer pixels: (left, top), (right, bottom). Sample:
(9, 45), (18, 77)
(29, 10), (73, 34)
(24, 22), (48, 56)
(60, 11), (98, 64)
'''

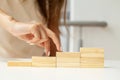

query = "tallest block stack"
(80, 48), (104, 68)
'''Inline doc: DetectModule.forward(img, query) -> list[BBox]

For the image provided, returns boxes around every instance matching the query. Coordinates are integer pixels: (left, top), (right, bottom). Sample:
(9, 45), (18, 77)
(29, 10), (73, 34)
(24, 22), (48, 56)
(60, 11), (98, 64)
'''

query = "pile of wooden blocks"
(8, 48), (104, 68)
(80, 48), (104, 68)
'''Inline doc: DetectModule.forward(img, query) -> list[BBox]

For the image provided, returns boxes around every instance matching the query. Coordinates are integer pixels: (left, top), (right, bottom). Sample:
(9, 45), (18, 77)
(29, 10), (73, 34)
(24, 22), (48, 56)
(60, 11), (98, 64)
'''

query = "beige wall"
(70, 0), (120, 60)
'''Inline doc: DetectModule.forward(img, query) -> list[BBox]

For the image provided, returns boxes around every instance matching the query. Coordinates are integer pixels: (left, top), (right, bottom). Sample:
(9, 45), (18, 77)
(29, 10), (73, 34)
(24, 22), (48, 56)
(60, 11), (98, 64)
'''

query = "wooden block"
(57, 52), (80, 63)
(80, 65), (104, 68)
(80, 63), (104, 65)
(56, 52), (80, 68)
(32, 63), (56, 67)
(57, 63), (80, 68)
(80, 48), (104, 53)
(80, 57), (104, 63)
(80, 63), (104, 68)
(32, 56), (56, 67)
(81, 52), (104, 58)
(32, 56), (56, 63)
(56, 52), (80, 58)
(8, 61), (32, 67)
(57, 57), (80, 63)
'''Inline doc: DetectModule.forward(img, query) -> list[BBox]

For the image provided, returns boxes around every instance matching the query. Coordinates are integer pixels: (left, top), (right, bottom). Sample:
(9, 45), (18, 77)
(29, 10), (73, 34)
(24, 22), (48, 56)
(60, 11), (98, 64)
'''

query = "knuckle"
(34, 25), (39, 29)
(51, 32), (56, 37)
(33, 38), (40, 42)
(43, 38), (49, 42)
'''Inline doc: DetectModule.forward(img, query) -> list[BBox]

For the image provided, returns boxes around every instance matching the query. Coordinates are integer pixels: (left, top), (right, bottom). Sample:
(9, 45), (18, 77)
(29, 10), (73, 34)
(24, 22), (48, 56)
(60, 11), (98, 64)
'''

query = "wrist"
(0, 14), (16, 30)
(6, 17), (17, 32)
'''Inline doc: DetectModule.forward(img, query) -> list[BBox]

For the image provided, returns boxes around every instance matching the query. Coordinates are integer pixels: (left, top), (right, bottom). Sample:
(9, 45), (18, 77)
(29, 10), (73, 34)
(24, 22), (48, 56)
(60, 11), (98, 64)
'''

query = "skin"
(0, 9), (61, 56)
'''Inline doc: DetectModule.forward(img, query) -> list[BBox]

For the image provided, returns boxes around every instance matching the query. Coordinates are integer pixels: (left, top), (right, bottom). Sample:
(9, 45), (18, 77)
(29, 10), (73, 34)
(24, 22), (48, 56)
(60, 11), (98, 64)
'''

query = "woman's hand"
(10, 21), (61, 56)
(0, 9), (61, 55)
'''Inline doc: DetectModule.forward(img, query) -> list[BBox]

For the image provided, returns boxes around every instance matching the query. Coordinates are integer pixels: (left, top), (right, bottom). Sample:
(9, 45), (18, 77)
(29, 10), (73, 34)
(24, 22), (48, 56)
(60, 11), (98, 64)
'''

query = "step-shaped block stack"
(8, 48), (104, 68)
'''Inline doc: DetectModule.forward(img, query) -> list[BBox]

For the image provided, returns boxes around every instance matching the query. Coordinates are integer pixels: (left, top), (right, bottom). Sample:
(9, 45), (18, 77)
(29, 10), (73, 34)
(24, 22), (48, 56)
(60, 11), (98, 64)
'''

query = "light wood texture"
(80, 57), (104, 63)
(80, 63), (104, 68)
(80, 56), (104, 68)
(80, 65), (104, 68)
(32, 56), (56, 63)
(57, 57), (80, 63)
(32, 63), (56, 67)
(32, 56), (56, 67)
(80, 63), (104, 65)
(57, 52), (80, 63)
(57, 63), (80, 68)
(80, 48), (104, 53)
(56, 52), (80, 58)
(81, 52), (104, 58)
(8, 48), (104, 68)
(80, 48), (104, 68)
(8, 61), (32, 67)
(56, 52), (81, 67)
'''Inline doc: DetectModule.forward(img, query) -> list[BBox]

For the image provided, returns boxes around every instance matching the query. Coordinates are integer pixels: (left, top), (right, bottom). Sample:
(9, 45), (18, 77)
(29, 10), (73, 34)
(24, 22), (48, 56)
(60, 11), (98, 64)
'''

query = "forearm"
(0, 9), (16, 32)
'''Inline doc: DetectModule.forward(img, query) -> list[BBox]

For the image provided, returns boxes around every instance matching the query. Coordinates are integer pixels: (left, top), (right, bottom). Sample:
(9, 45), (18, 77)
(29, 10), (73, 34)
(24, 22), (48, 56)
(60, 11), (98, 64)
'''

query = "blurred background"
(60, 0), (120, 60)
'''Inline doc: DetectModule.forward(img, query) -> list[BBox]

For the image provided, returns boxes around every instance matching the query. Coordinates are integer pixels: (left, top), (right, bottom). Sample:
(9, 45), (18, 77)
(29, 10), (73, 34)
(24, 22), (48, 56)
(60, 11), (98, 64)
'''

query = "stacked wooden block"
(8, 57), (56, 68)
(8, 48), (104, 68)
(32, 56), (56, 67)
(8, 61), (32, 67)
(80, 48), (104, 68)
(56, 52), (80, 68)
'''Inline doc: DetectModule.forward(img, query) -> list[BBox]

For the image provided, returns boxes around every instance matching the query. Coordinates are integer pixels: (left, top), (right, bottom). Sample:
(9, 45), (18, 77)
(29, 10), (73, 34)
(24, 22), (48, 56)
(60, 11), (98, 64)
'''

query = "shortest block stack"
(8, 61), (31, 67)
(80, 48), (104, 68)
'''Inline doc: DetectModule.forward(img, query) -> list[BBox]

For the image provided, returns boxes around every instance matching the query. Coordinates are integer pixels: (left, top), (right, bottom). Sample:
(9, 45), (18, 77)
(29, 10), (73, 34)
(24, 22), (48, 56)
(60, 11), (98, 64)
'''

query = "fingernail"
(47, 51), (50, 56)
(59, 47), (62, 51)
(29, 43), (35, 45)
(27, 42), (35, 45)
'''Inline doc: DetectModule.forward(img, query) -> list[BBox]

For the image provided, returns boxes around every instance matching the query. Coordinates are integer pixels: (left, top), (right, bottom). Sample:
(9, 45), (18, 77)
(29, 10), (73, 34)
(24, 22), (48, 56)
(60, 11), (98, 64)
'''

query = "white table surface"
(0, 60), (120, 80)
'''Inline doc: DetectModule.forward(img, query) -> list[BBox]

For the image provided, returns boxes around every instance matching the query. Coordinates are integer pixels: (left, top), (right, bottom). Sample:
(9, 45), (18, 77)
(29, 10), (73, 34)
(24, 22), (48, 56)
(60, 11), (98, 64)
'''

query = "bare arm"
(0, 9), (16, 32)
(0, 9), (61, 56)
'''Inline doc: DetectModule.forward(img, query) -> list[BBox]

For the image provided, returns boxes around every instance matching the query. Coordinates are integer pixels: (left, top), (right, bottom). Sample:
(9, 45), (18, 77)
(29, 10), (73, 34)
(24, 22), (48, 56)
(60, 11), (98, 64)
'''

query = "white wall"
(70, 0), (120, 60)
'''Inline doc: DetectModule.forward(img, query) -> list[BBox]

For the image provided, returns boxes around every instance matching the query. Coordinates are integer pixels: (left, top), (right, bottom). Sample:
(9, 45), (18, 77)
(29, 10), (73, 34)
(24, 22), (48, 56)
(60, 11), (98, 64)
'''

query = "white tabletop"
(0, 60), (120, 80)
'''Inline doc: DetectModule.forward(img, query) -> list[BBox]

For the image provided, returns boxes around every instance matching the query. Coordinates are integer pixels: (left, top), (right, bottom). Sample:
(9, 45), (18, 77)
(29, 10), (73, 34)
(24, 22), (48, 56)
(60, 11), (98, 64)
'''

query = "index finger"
(46, 28), (61, 51)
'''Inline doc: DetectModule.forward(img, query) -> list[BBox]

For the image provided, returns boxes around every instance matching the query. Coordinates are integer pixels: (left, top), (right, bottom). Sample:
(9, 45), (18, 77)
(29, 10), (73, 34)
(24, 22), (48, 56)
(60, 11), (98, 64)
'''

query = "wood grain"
(80, 57), (104, 63)
(56, 52), (80, 58)
(8, 61), (32, 67)
(57, 57), (80, 63)
(80, 63), (104, 68)
(32, 56), (56, 67)
(80, 48), (104, 53)
(57, 63), (80, 68)
(81, 52), (104, 58)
